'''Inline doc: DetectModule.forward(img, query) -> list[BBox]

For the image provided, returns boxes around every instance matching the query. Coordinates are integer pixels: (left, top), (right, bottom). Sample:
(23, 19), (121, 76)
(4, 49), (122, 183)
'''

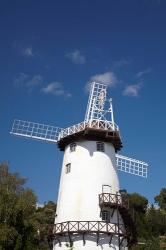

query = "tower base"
(53, 233), (128, 250)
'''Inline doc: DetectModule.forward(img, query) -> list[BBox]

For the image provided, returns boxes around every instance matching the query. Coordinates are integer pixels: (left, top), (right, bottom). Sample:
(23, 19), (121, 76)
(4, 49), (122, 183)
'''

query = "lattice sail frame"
(85, 82), (115, 130)
(10, 119), (63, 143)
(116, 154), (148, 178)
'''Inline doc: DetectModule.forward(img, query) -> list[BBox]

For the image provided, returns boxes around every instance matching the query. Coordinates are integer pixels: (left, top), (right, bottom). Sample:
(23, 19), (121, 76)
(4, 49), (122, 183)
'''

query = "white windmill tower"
(10, 82), (148, 250)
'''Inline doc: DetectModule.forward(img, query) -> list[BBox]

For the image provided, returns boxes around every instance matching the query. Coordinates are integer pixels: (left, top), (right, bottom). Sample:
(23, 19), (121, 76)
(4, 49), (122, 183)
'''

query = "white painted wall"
(53, 140), (127, 250)
(54, 234), (127, 250)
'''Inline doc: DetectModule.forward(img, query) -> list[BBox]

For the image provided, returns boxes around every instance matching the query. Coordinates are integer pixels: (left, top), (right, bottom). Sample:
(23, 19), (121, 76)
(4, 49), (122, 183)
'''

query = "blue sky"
(1, 0), (166, 204)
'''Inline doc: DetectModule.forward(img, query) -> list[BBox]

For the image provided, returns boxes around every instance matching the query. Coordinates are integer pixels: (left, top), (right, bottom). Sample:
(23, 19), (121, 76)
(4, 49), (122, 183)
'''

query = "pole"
(116, 193), (121, 250)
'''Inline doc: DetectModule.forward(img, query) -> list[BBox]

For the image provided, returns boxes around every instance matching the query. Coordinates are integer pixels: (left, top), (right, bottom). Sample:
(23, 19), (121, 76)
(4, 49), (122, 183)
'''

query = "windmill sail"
(84, 82), (116, 131)
(116, 154), (148, 178)
(10, 119), (63, 143)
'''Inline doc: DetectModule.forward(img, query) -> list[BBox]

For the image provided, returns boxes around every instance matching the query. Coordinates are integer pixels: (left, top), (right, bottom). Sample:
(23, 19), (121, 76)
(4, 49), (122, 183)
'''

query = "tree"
(146, 205), (166, 236)
(155, 188), (166, 211)
(131, 237), (160, 250)
(129, 190), (166, 250)
(128, 193), (148, 214)
(0, 162), (37, 250)
(34, 201), (56, 249)
(128, 193), (150, 240)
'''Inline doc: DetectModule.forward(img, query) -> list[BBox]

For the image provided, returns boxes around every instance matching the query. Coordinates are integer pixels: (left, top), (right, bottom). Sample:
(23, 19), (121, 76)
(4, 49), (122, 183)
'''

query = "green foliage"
(0, 162), (56, 250)
(128, 193), (148, 214)
(146, 205), (166, 236)
(128, 193), (150, 240)
(0, 162), (38, 249)
(34, 201), (56, 249)
(155, 188), (166, 211)
(131, 237), (160, 250)
(129, 192), (166, 249)
(119, 192), (149, 246)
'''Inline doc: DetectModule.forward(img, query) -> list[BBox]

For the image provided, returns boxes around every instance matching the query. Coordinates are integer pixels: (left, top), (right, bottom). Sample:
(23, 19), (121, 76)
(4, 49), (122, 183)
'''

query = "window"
(101, 210), (110, 222)
(66, 163), (71, 174)
(102, 185), (112, 193)
(70, 143), (76, 152)
(96, 142), (105, 152)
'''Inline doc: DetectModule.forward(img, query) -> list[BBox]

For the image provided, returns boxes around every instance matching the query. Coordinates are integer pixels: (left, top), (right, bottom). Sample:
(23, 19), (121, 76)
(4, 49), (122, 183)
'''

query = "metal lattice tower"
(85, 82), (115, 128)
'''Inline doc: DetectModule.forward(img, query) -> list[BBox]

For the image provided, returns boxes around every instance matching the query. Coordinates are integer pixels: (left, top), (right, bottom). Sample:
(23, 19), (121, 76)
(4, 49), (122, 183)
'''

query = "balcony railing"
(99, 193), (129, 209)
(53, 221), (125, 236)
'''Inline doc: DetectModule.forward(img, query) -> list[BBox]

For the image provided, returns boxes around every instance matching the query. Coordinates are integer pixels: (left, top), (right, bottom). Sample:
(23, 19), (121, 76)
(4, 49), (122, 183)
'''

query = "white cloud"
(113, 59), (130, 68)
(41, 82), (64, 95)
(22, 47), (34, 57)
(136, 68), (151, 78)
(41, 82), (71, 97)
(65, 50), (86, 64)
(89, 71), (118, 86)
(123, 83), (142, 97)
(14, 73), (42, 88)
(14, 74), (71, 97)
(85, 71), (118, 92)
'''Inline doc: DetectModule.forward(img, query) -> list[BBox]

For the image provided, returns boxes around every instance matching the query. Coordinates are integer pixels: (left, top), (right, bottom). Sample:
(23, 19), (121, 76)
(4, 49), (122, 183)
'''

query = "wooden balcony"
(49, 220), (127, 247)
(53, 220), (125, 236)
(99, 193), (129, 209)
(99, 193), (137, 246)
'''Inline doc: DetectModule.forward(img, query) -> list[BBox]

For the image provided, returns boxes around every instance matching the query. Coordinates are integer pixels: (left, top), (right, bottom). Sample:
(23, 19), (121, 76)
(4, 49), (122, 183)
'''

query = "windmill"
(11, 82), (148, 250)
